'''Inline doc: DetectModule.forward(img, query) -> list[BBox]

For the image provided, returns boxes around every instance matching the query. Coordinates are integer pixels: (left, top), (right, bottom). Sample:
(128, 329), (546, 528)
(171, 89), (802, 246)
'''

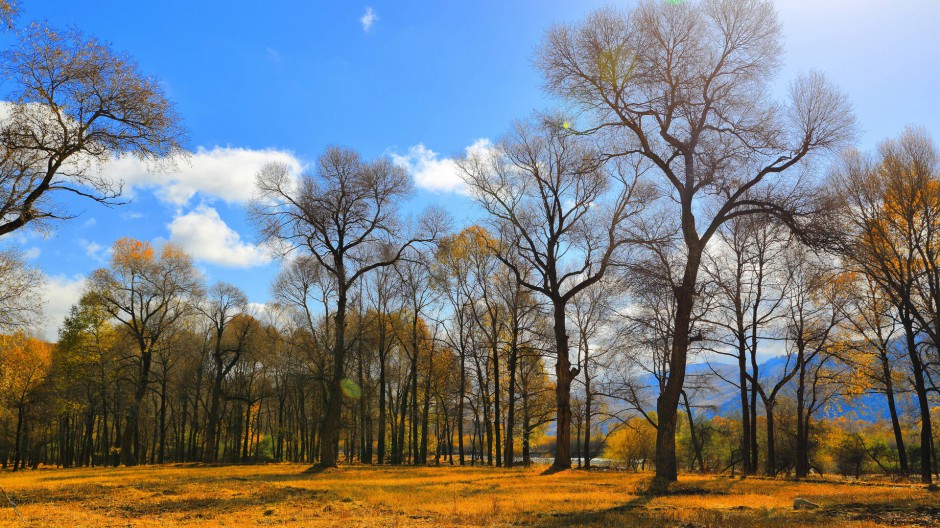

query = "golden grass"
(0, 464), (937, 527)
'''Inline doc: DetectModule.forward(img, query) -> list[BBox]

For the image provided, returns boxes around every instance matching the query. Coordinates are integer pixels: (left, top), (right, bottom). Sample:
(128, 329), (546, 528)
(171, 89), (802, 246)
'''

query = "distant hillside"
(634, 355), (913, 424)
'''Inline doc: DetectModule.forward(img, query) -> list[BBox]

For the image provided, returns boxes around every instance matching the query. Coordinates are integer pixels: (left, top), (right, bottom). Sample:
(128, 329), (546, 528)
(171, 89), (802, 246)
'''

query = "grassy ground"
(0, 464), (938, 527)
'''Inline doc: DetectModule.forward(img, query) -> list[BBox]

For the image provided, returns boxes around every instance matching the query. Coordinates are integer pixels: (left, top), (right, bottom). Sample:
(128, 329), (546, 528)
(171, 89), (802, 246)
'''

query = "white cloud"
(391, 139), (493, 194)
(23, 247), (40, 260)
(168, 205), (271, 268)
(42, 274), (86, 341)
(79, 239), (107, 263)
(361, 7), (378, 32)
(102, 146), (303, 205)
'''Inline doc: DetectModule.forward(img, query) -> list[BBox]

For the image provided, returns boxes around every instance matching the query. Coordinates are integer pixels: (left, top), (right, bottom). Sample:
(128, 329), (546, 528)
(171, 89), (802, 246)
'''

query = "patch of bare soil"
(822, 502), (940, 527)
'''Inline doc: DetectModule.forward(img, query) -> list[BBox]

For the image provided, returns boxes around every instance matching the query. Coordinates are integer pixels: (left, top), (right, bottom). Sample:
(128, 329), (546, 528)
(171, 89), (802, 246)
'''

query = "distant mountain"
(635, 355), (912, 424)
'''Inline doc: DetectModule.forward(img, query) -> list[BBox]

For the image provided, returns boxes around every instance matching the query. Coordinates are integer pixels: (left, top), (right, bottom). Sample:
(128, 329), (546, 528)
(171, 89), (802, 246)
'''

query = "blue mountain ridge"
(639, 355), (911, 424)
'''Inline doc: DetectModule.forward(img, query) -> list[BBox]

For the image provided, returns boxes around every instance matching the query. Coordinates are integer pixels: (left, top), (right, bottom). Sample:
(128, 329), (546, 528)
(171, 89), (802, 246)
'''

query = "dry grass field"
(0, 464), (938, 527)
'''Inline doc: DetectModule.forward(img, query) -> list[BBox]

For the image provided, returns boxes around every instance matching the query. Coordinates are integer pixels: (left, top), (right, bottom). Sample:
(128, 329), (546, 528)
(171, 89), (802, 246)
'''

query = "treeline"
(0, 235), (560, 469)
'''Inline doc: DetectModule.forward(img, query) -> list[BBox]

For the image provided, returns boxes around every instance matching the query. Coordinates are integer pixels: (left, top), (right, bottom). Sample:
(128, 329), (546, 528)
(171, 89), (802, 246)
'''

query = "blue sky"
(3, 0), (938, 339)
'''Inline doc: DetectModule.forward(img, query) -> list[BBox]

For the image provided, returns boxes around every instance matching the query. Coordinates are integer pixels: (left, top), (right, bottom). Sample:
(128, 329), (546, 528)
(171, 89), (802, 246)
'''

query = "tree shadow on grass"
(529, 493), (656, 528)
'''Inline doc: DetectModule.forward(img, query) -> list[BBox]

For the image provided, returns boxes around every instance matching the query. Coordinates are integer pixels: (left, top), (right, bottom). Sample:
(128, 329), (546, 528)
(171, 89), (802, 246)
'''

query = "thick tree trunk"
(906, 323), (933, 483)
(550, 300), (576, 472)
(654, 253), (700, 484)
(317, 284), (347, 468)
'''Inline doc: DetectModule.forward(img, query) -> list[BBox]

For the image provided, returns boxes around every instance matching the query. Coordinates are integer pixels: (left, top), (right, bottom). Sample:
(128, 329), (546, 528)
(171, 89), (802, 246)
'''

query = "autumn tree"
(54, 294), (122, 467)
(0, 23), (185, 236)
(86, 238), (201, 466)
(539, 0), (855, 483)
(834, 128), (940, 483)
(252, 148), (444, 468)
(836, 274), (909, 474)
(0, 332), (52, 470)
(0, 1), (18, 30)
(433, 226), (494, 465)
(459, 117), (648, 472)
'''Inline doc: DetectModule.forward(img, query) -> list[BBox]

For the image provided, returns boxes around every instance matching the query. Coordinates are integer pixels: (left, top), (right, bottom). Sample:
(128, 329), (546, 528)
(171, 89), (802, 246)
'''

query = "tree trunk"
(13, 402), (24, 471)
(584, 371), (592, 470)
(377, 324), (388, 464)
(317, 282), (347, 468)
(158, 375), (168, 464)
(458, 340), (466, 466)
(737, 334), (751, 474)
(122, 346), (152, 466)
(682, 390), (704, 473)
(880, 351), (908, 474)
(795, 354), (809, 479)
(654, 253), (699, 484)
(504, 329), (518, 468)
(905, 318), (934, 483)
(491, 316), (502, 467)
(550, 299), (576, 472)
(205, 354), (225, 462)
(764, 400), (776, 476)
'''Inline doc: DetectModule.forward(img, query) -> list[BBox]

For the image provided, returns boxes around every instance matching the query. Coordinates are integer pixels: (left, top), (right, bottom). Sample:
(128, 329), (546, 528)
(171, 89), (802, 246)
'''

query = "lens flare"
(340, 378), (362, 399)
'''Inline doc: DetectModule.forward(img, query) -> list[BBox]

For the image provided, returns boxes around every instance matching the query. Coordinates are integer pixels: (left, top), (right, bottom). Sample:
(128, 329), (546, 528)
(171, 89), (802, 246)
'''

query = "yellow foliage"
(0, 331), (52, 404)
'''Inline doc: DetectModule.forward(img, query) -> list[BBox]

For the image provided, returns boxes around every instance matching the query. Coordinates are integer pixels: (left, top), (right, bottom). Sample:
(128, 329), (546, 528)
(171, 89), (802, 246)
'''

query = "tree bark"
(654, 252), (700, 484)
(317, 281), (347, 468)
(550, 299), (577, 472)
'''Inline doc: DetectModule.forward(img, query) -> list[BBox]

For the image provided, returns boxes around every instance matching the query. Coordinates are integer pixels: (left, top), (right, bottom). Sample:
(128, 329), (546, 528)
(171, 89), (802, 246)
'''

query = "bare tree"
(781, 245), (845, 478)
(251, 148), (444, 469)
(571, 276), (619, 470)
(0, 23), (185, 236)
(458, 117), (648, 472)
(0, 247), (43, 331)
(197, 282), (254, 463)
(539, 0), (855, 483)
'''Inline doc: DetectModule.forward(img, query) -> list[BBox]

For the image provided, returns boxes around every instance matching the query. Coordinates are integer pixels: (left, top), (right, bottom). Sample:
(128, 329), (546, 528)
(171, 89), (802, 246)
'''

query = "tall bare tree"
(458, 117), (648, 472)
(251, 148), (444, 468)
(539, 0), (855, 483)
(0, 23), (185, 236)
